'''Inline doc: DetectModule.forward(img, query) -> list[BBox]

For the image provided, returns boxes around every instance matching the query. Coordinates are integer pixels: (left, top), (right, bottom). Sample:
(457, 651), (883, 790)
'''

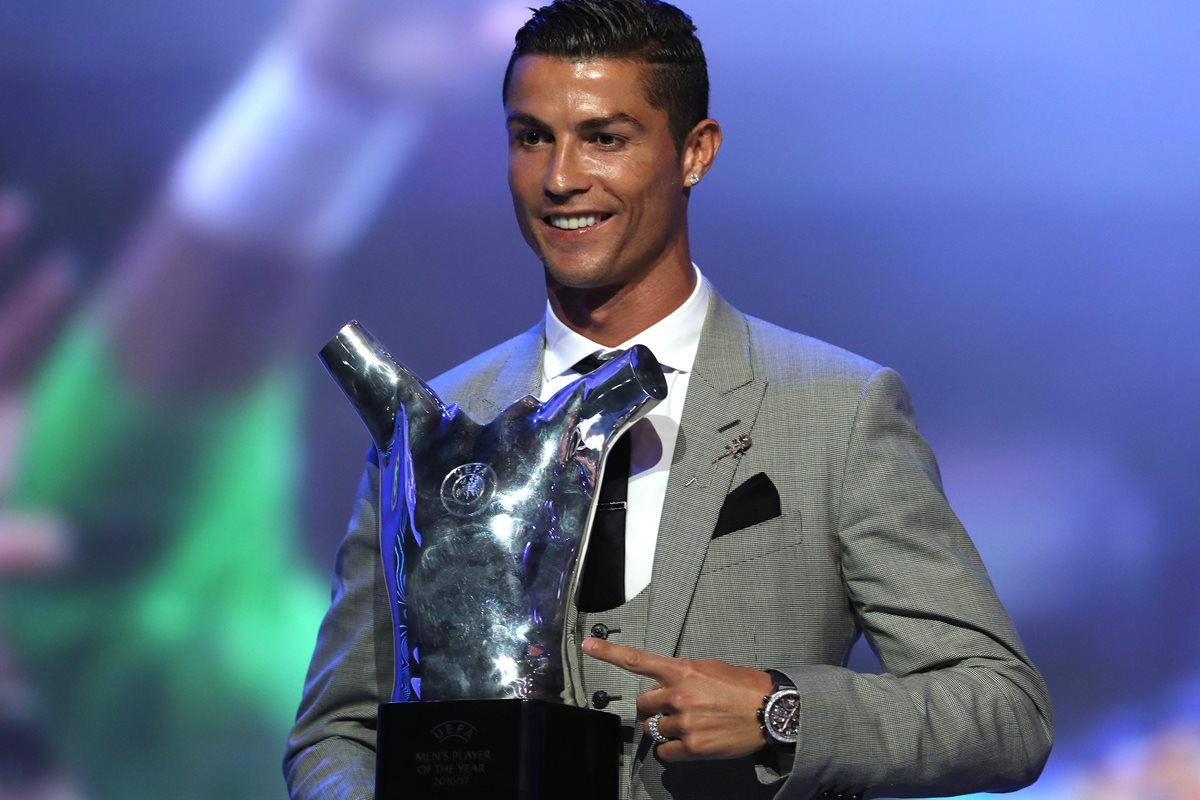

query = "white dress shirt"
(538, 266), (711, 600)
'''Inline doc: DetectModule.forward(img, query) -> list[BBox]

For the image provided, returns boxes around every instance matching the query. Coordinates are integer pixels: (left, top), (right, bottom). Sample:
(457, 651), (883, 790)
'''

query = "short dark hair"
(502, 0), (709, 152)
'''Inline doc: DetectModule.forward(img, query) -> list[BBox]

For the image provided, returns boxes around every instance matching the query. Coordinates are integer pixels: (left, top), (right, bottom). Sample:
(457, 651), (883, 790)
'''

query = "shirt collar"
(542, 264), (711, 383)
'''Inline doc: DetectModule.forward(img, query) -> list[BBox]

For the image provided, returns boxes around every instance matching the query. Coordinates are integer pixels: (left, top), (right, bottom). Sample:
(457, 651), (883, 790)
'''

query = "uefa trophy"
(319, 322), (666, 799)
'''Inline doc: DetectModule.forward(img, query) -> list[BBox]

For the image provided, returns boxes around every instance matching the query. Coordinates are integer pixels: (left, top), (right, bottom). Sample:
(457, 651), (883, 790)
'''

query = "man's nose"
(543, 143), (589, 199)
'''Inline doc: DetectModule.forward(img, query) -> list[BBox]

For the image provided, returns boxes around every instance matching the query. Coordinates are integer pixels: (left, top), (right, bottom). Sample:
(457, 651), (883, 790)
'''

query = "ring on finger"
(647, 712), (669, 745)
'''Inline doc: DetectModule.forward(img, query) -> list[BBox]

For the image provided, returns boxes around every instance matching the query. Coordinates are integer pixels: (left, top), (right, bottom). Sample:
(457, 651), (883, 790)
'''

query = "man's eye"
(520, 130), (547, 146)
(595, 134), (622, 147)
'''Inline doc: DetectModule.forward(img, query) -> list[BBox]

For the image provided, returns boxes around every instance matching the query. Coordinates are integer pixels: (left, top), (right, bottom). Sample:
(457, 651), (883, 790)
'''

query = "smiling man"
(285, 2), (1052, 799)
(504, 52), (716, 346)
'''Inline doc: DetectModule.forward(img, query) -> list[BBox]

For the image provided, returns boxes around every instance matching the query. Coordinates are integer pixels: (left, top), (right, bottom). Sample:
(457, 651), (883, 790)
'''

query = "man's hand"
(581, 637), (773, 762)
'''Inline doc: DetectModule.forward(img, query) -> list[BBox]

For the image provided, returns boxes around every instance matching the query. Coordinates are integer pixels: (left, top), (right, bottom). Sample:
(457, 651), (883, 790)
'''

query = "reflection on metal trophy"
(319, 321), (666, 799)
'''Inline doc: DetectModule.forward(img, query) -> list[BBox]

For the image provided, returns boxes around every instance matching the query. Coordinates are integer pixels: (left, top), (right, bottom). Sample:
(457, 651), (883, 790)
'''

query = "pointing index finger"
(581, 637), (682, 684)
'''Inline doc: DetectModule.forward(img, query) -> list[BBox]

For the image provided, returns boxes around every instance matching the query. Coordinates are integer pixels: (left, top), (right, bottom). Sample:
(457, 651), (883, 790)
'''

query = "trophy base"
(376, 698), (621, 799)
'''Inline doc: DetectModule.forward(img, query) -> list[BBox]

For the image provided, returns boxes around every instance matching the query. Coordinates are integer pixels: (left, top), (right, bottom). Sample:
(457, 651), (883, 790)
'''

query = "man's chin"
(541, 260), (621, 292)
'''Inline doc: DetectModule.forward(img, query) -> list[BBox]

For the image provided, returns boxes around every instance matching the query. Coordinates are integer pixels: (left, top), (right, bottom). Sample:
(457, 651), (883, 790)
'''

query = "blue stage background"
(1, 2), (1197, 797)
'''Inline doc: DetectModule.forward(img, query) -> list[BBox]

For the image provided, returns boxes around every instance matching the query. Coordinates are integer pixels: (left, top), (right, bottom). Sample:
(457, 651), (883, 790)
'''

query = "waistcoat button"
(592, 690), (621, 709)
(590, 623), (621, 640)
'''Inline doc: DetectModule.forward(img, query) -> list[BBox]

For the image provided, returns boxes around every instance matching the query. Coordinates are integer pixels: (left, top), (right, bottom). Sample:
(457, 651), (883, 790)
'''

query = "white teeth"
(549, 215), (600, 230)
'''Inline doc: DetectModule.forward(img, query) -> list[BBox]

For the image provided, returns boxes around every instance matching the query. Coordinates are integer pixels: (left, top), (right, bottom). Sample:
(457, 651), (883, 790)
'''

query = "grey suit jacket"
(284, 293), (1052, 799)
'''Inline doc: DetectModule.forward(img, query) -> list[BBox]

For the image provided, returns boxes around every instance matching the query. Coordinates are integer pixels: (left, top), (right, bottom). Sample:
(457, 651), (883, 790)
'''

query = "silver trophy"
(320, 322), (665, 796)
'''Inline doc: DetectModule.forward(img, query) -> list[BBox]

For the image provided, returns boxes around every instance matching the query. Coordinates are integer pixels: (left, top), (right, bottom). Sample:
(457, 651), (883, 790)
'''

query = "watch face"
(765, 689), (800, 744)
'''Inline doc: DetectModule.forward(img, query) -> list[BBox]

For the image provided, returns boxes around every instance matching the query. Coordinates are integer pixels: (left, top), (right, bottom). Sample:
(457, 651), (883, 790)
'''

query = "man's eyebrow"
(506, 112), (546, 128)
(578, 113), (646, 134)
(505, 112), (646, 133)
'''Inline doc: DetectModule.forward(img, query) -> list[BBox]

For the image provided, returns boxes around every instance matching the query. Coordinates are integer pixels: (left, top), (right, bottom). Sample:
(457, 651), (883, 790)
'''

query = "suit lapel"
(459, 321), (545, 418)
(644, 295), (768, 660)
(627, 295), (767, 784)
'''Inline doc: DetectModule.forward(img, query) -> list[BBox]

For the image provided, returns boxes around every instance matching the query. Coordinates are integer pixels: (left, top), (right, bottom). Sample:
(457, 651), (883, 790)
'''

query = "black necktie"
(573, 353), (629, 613)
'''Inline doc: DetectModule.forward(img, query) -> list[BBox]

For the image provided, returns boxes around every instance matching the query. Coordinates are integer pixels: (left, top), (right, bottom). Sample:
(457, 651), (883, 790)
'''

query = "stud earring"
(688, 173), (700, 186)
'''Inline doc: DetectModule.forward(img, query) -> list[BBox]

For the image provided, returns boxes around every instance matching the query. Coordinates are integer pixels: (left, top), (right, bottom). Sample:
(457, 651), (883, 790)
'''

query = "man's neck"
(546, 261), (697, 347)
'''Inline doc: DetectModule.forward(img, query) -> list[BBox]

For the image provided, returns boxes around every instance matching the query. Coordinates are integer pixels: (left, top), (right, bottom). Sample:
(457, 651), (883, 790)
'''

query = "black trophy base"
(375, 698), (621, 799)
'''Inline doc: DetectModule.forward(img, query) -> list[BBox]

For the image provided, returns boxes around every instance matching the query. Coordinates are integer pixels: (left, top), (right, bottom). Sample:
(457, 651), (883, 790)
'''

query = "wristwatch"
(758, 670), (800, 747)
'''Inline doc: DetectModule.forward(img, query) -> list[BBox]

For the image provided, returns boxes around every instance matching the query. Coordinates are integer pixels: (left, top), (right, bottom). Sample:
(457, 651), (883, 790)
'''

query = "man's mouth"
(544, 213), (612, 231)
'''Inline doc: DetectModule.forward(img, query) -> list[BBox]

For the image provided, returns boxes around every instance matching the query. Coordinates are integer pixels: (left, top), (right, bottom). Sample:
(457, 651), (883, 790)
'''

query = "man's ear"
(681, 118), (723, 187)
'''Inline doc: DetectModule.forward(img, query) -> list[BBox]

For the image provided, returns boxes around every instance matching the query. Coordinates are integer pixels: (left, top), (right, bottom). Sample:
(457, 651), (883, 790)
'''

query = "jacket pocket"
(697, 510), (803, 576)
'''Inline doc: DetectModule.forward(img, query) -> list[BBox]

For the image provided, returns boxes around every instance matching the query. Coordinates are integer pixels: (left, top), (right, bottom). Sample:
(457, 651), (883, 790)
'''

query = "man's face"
(505, 56), (691, 292)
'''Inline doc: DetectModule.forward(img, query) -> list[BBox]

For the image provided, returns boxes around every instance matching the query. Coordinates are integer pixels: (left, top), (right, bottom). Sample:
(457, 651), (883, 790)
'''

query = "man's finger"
(634, 683), (675, 717)
(642, 715), (702, 763)
(581, 637), (682, 684)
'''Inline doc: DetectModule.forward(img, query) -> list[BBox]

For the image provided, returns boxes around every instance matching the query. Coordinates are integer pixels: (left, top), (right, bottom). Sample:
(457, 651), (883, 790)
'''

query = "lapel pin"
(713, 433), (752, 464)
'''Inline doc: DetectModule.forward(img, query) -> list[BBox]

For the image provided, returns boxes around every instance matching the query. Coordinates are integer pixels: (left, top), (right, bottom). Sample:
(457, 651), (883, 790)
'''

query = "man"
(285, 1), (1053, 798)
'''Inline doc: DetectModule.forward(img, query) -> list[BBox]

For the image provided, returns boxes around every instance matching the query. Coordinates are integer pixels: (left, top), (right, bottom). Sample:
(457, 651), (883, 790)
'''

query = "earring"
(689, 173), (700, 186)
